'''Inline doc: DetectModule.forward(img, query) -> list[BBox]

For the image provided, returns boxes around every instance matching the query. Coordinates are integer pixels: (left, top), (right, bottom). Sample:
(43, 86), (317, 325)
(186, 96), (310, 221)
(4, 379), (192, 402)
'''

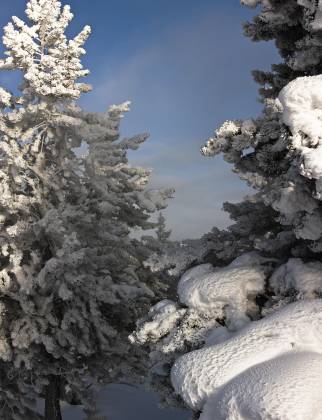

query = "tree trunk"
(45, 375), (62, 420)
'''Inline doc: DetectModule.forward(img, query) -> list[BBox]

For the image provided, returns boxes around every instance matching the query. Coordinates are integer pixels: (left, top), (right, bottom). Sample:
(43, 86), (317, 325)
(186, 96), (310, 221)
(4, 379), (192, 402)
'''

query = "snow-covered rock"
(171, 300), (322, 414)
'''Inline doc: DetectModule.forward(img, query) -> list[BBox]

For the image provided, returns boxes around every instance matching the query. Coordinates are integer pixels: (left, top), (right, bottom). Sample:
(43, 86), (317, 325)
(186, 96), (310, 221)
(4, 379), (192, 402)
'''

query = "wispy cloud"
(0, 1), (278, 240)
(81, 6), (277, 239)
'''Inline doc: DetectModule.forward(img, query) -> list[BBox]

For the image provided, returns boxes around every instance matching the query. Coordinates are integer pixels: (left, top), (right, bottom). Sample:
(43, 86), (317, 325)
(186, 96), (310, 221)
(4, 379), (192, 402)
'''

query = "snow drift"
(170, 259), (322, 420)
(200, 351), (322, 420)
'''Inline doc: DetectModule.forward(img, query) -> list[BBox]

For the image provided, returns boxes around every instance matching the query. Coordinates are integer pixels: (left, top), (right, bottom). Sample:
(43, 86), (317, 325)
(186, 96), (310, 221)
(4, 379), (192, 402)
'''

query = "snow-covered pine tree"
(131, 1), (322, 419)
(156, 212), (171, 243)
(0, 1), (172, 419)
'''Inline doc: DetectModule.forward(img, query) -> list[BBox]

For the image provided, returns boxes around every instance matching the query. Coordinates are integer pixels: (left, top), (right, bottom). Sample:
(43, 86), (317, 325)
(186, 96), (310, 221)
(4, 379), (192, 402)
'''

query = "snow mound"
(279, 75), (322, 141)
(177, 255), (265, 329)
(279, 75), (322, 198)
(171, 300), (322, 411)
(270, 258), (322, 298)
(200, 351), (322, 420)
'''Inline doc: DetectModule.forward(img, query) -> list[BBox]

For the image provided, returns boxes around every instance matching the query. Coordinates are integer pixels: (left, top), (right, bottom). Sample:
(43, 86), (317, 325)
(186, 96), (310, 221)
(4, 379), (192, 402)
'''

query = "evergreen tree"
(131, 1), (322, 418)
(155, 212), (171, 243)
(0, 1), (172, 418)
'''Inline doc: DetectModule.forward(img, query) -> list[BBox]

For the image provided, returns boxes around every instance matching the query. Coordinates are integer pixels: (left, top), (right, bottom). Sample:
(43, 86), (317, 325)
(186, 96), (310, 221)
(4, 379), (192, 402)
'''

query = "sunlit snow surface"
(171, 297), (322, 420)
(62, 385), (189, 420)
(200, 351), (322, 420)
(279, 74), (322, 201)
(177, 257), (265, 330)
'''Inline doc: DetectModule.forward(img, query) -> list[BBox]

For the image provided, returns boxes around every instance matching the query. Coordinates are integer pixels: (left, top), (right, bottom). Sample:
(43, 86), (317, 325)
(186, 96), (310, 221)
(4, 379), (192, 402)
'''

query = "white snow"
(271, 184), (317, 216)
(279, 75), (322, 141)
(171, 300), (322, 417)
(295, 211), (322, 240)
(279, 75), (322, 198)
(240, 0), (272, 8)
(270, 258), (322, 299)
(204, 326), (233, 347)
(300, 145), (322, 180)
(311, 0), (322, 31)
(129, 300), (185, 345)
(200, 351), (322, 420)
(177, 256), (265, 329)
(0, 87), (11, 107)
(297, 0), (315, 11)
(240, 0), (261, 7)
(215, 120), (240, 138)
(241, 119), (256, 136)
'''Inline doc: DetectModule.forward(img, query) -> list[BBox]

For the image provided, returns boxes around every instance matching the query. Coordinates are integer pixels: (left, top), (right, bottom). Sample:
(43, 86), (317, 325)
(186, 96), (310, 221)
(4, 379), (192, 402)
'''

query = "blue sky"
(0, 0), (279, 240)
